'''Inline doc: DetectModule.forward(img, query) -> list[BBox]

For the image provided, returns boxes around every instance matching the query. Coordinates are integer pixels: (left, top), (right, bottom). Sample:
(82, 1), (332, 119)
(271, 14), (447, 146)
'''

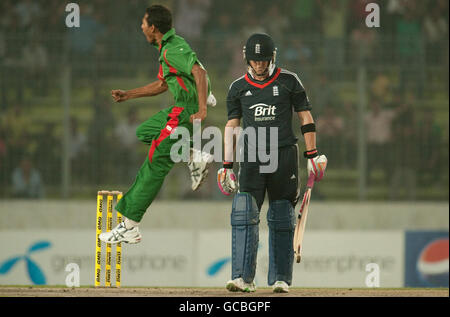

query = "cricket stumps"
(95, 190), (123, 287)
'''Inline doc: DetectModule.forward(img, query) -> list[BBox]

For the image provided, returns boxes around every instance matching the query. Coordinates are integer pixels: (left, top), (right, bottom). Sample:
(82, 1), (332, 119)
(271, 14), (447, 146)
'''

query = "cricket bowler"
(100, 5), (215, 244)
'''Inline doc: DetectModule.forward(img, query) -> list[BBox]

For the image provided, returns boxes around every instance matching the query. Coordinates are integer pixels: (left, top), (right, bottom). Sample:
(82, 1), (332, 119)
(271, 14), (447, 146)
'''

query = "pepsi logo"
(416, 238), (449, 287)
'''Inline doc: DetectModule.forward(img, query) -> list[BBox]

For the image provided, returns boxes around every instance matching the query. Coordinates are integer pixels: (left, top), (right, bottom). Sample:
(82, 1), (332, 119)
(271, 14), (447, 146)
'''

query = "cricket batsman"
(217, 34), (327, 293)
(100, 5), (215, 244)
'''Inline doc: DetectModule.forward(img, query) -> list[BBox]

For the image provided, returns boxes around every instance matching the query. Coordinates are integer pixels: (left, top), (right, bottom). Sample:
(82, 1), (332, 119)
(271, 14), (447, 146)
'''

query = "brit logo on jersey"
(249, 103), (276, 121)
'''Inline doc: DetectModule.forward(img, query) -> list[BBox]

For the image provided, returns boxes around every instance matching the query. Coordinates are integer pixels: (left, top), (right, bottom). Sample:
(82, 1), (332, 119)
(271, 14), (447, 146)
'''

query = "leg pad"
(267, 200), (296, 286)
(231, 192), (260, 283)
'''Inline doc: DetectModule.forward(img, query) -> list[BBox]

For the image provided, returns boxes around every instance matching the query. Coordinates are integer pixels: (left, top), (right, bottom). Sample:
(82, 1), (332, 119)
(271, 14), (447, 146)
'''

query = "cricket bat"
(293, 173), (316, 263)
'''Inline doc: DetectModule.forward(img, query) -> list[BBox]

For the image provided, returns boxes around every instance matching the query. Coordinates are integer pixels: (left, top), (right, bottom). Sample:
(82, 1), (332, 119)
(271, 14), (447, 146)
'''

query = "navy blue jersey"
(227, 67), (311, 154)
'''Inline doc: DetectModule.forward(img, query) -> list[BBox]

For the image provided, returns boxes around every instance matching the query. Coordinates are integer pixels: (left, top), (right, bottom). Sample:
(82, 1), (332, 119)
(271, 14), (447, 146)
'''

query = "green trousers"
(116, 105), (193, 222)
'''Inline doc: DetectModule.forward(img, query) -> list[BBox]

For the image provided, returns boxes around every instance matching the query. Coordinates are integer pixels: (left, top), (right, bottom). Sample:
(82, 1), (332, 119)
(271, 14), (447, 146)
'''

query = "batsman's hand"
(307, 154), (328, 182)
(217, 167), (237, 196)
(111, 89), (129, 102)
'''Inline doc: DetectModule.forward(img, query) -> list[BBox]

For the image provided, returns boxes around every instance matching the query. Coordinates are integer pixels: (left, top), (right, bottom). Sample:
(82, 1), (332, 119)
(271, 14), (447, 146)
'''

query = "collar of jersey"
(154, 28), (176, 51)
(245, 67), (281, 89)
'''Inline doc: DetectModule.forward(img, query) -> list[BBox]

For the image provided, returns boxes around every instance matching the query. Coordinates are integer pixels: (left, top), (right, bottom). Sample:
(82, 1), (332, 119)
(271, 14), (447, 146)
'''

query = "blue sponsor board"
(404, 231), (449, 288)
(0, 241), (51, 285)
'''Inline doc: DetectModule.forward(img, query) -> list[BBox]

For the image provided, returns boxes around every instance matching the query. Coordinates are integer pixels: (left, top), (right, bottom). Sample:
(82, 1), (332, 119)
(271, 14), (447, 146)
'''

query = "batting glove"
(217, 163), (237, 196)
(305, 150), (328, 182)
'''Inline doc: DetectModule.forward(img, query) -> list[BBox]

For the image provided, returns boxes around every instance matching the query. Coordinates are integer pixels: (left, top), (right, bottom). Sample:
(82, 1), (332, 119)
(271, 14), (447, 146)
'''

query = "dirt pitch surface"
(0, 287), (448, 297)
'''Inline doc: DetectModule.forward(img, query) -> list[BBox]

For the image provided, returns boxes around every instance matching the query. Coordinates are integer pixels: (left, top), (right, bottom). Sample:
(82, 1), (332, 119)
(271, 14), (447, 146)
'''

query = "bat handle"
(307, 173), (315, 189)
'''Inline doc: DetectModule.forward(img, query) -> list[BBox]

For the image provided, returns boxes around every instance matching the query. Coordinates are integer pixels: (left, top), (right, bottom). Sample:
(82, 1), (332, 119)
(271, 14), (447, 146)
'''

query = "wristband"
(304, 149), (318, 159)
(301, 123), (316, 135)
(223, 162), (233, 169)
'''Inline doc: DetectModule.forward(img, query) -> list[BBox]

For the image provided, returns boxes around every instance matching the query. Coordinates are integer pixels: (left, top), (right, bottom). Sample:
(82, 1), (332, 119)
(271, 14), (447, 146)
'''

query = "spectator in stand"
(2, 2), (25, 106)
(1, 1), (16, 31)
(67, 3), (105, 77)
(87, 96), (116, 184)
(316, 0), (349, 76)
(349, 0), (375, 25)
(206, 12), (235, 74)
(228, 39), (247, 80)
(365, 100), (397, 186)
(387, 0), (405, 16)
(12, 156), (45, 199)
(282, 37), (314, 75)
(316, 106), (344, 167)
(35, 122), (60, 185)
(265, 5), (290, 41)
(350, 21), (379, 64)
(311, 73), (334, 117)
(241, 15), (266, 40)
(228, 14), (266, 79)
(0, 24), (5, 109)
(40, 0), (66, 33)
(423, 3), (448, 65)
(69, 116), (88, 184)
(341, 102), (357, 169)
(174, 0), (211, 51)
(239, 1), (267, 40)
(390, 92), (417, 200)
(2, 103), (33, 163)
(0, 126), (7, 193)
(114, 107), (141, 183)
(395, 1), (425, 96)
(352, 1), (390, 61)
(14, 0), (42, 32)
(371, 73), (393, 105)
(289, 0), (318, 33)
(22, 37), (48, 96)
(417, 110), (443, 183)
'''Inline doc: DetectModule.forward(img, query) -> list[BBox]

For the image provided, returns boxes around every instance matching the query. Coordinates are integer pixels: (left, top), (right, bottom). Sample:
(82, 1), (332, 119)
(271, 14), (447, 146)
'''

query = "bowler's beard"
(143, 32), (155, 44)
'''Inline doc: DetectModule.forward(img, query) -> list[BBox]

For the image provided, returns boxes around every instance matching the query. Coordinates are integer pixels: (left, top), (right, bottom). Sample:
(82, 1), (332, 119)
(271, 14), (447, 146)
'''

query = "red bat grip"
(306, 173), (315, 189)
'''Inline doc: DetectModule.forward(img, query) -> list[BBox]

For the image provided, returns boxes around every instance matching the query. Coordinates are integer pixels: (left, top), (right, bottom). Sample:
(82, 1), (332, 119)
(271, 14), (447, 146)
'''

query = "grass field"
(0, 286), (448, 297)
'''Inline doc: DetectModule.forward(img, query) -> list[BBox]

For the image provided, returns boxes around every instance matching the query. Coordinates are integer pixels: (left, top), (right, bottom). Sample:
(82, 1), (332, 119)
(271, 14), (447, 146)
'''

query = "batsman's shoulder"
(279, 68), (303, 82)
(279, 68), (307, 90)
(228, 74), (246, 91)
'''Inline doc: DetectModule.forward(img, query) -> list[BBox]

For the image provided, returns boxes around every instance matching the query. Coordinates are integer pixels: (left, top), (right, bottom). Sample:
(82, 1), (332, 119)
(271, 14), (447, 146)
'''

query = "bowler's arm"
(190, 63), (208, 122)
(111, 80), (168, 102)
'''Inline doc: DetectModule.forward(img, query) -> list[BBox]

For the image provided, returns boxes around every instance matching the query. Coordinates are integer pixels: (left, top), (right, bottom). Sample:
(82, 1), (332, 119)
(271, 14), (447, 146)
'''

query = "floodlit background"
(0, 0), (448, 289)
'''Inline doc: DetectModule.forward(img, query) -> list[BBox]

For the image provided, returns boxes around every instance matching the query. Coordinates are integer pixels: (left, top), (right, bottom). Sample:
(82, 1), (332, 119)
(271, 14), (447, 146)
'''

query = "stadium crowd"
(0, 0), (448, 199)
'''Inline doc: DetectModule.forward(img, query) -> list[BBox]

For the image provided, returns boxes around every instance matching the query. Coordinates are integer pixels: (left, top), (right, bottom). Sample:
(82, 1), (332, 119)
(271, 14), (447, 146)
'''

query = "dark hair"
(146, 5), (172, 34)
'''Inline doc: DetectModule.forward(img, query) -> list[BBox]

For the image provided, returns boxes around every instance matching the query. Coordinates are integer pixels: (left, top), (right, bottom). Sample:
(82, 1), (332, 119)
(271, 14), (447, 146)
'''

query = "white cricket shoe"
(272, 281), (289, 293)
(226, 278), (256, 293)
(188, 148), (213, 191)
(99, 222), (142, 244)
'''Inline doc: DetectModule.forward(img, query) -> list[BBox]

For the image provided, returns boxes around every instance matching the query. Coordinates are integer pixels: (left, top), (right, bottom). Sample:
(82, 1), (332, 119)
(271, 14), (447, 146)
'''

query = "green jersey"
(154, 28), (210, 108)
